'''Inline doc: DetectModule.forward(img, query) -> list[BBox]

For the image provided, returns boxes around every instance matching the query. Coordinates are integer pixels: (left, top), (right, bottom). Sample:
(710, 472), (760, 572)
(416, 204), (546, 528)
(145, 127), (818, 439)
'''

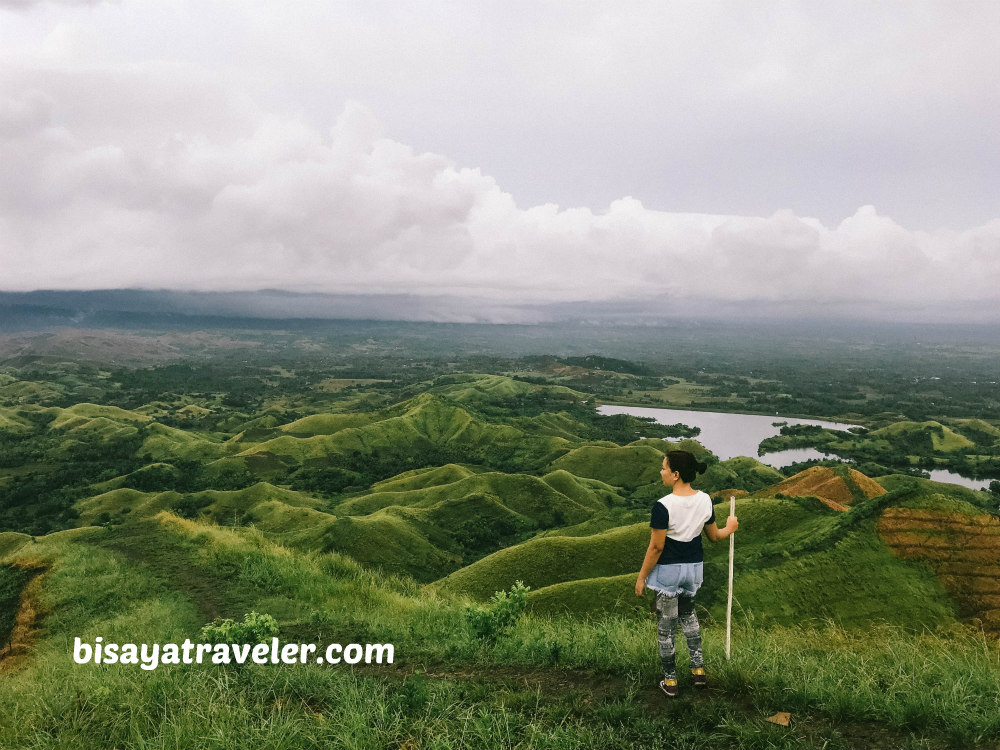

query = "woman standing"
(635, 450), (738, 697)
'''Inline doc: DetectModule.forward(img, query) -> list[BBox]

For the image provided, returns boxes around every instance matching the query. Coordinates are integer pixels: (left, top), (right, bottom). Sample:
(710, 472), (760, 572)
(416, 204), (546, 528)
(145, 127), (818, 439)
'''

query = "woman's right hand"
(727, 515), (739, 533)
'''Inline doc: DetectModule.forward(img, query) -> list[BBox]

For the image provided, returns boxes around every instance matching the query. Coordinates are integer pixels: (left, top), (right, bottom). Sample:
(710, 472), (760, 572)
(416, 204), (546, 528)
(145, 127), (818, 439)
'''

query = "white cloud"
(0, 3), (998, 323)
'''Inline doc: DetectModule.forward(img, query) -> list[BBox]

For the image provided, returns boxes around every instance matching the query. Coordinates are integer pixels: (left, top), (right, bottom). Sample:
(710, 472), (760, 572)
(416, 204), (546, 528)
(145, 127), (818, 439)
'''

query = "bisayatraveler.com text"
(73, 637), (394, 671)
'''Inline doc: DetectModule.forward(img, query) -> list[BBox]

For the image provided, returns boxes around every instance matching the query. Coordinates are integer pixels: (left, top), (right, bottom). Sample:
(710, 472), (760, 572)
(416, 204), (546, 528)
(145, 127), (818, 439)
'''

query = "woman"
(635, 450), (738, 697)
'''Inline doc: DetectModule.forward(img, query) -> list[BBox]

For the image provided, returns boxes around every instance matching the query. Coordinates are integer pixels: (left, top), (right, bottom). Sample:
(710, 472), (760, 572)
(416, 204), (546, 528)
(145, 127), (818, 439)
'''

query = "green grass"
(713, 519), (958, 629)
(233, 394), (571, 474)
(540, 470), (624, 509)
(0, 564), (32, 646)
(702, 456), (786, 494)
(527, 573), (649, 618)
(548, 445), (665, 490)
(0, 532), (32, 559)
(278, 413), (373, 437)
(368, 464), (480, 493)
(2, 503), (998, 749)
(141, 423), (231, 461)
(426, 373), (586, 407)
(0, 407), (33, 433)
(870, 421), (976, 453)
(435, 524), (650, 600)
(878, 474), (994, 511)
(51, 403), (153, 427)
(335, 472), (602, 526)
(4, 376), (1000, 748)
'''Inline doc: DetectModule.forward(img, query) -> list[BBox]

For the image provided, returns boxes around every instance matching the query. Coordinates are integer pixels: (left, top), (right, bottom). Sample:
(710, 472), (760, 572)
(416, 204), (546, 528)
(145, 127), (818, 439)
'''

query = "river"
(597, 404), (992, 491)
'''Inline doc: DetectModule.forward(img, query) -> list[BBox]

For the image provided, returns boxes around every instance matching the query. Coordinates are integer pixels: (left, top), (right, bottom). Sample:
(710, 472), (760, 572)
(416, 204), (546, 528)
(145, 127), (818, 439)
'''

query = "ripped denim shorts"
(644, 562), (703, 597)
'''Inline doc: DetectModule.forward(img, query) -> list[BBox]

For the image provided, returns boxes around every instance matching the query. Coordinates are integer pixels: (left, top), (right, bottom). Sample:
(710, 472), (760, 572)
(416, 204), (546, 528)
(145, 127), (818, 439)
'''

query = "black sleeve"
(650, 502), (669, 530)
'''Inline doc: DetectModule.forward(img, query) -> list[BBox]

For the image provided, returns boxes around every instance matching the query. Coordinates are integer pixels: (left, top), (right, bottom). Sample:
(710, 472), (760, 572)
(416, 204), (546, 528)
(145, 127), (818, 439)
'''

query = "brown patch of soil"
(817, 497), (850, 512)
(756, 466), (885, 508)
(878, 508), (1000, 634)
(0, 561), (47, 673)
(848, 469), (888, 499)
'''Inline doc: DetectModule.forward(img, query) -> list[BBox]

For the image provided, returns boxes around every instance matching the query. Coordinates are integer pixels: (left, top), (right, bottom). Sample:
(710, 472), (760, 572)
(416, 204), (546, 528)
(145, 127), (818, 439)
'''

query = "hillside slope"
(756, 465), (887, 509)
(878, 503), (1000, 633)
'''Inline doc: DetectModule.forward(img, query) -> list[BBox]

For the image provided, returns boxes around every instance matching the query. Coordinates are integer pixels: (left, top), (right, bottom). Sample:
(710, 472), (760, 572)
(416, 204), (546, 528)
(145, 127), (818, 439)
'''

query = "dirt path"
(101, 523), (248, 621)
(343, 658), (935, 749)
(0, 562), (47, 674)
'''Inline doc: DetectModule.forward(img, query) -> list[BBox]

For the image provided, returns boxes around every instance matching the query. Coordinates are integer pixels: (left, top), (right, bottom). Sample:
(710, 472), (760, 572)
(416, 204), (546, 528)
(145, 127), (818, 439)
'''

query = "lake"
(597, 404), (992, 491)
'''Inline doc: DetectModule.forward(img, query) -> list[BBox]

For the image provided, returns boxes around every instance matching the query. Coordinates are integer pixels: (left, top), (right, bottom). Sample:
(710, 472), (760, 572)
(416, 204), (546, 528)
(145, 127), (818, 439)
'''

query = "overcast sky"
(1, 0), (998, 321)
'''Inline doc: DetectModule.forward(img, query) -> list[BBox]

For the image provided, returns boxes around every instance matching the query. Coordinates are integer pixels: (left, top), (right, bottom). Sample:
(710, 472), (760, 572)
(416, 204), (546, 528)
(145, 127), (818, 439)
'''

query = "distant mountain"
(7, 289), (1000, 333)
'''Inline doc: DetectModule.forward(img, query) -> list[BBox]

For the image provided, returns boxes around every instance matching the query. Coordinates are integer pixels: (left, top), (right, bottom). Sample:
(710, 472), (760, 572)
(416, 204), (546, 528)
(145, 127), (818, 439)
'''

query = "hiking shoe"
(691, 668), (707, 688)
(659, 678), (679, 697)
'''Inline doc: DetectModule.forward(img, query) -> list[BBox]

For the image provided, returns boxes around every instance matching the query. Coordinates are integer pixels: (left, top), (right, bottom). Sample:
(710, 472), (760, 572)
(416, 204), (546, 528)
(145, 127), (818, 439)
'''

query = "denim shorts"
(645, 562), (703, 597)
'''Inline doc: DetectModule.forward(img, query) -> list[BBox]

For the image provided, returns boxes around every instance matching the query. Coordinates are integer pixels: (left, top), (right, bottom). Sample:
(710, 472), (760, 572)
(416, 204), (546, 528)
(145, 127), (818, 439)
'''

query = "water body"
(598, 404), (991, 490)
(598, 404), (859, 463)
(926, 470), (991, 492)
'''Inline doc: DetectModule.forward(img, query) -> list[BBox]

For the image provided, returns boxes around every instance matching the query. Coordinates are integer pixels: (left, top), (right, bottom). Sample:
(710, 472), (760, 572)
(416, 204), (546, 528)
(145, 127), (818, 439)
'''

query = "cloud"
(0, 0), (109, 9)
(0, 43), (998, 323)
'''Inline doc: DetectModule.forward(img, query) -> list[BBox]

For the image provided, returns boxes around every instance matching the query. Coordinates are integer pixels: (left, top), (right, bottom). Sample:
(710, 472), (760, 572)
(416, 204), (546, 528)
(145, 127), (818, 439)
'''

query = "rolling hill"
(754, 465), (887, 509)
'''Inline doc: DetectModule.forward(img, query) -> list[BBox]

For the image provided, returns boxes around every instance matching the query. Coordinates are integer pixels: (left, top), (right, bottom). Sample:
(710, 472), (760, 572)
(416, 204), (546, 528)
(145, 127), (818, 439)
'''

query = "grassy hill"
(756, 465), (887, 508)
(3, 370), (1000, 749)
(232, 394), (573, 480)
(443, 477), (986, 638)
(547, 444), (665, 491)
(3, 478), (997, 749)
(333, 471), (606, 526)
(870, 421), (976, 453)
(435, 523), (650, 601)
(424, 373), (586, 407)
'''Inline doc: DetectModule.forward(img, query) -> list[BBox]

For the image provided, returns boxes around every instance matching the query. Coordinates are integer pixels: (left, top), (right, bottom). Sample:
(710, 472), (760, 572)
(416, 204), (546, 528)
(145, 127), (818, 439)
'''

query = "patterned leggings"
(655, 592), (703, 680)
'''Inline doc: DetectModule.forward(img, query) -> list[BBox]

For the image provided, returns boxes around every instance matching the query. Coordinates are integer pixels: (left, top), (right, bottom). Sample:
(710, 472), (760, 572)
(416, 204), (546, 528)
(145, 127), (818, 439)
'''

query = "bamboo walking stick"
(726, 494), (735, 660)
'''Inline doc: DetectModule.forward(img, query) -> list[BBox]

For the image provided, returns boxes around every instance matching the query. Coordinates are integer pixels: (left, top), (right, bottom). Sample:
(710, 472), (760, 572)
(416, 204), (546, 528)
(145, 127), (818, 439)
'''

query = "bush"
(465, 581), (530, 641)
(200, 611), (279, 644)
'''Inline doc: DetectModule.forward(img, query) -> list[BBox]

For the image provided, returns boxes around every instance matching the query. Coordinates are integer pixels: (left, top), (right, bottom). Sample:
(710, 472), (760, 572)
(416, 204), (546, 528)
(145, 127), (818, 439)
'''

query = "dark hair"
(666, 450), (708, 483)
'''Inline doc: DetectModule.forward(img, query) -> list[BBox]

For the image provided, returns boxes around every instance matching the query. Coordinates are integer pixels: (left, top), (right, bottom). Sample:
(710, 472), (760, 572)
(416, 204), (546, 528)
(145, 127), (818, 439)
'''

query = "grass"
(3, 375), (1000, 748)
(870, 421), (976, 453)
(368, 464), (479, 493)
(278, 413), (373, 437)
(335, 472), (602, 526)
(426, 374), (585, 407)
(141, 423), (230, 461)
(232, 394), (570, 474)
(435, 523), (650, 601)
(548, 445), (665, 490)
(702, 456), (785, 494)
(1, 504), (998, 749)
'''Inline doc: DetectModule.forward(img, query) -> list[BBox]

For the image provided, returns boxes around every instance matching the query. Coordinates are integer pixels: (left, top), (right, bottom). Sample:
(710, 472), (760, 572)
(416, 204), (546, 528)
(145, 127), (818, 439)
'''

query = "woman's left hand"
(635, 575), (645, 597)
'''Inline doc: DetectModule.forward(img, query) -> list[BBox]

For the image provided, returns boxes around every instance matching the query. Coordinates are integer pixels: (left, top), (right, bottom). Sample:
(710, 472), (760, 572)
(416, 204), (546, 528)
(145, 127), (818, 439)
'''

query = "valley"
(1, 321), (999, 749)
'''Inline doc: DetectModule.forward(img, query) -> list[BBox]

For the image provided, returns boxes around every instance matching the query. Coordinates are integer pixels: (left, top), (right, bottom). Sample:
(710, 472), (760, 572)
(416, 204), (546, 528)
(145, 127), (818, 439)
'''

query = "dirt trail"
(0, 562), (47, 674)
(344, 658), (921, 749)
(102, 525), (246, 621)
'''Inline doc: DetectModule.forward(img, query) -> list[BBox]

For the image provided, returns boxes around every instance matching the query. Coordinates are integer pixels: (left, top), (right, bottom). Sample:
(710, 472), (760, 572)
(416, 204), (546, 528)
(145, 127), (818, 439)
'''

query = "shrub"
(200, 611), (279, 644)
(465, 580), (530, 641)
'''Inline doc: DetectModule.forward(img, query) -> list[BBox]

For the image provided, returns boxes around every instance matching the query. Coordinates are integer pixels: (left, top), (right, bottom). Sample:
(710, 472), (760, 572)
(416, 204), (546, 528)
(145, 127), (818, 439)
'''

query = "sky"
(1, 0), (998, 322)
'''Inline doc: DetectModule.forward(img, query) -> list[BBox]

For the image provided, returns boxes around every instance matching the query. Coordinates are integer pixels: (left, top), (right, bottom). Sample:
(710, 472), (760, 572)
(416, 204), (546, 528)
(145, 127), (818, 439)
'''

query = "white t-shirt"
(650, 490), (716, 564)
